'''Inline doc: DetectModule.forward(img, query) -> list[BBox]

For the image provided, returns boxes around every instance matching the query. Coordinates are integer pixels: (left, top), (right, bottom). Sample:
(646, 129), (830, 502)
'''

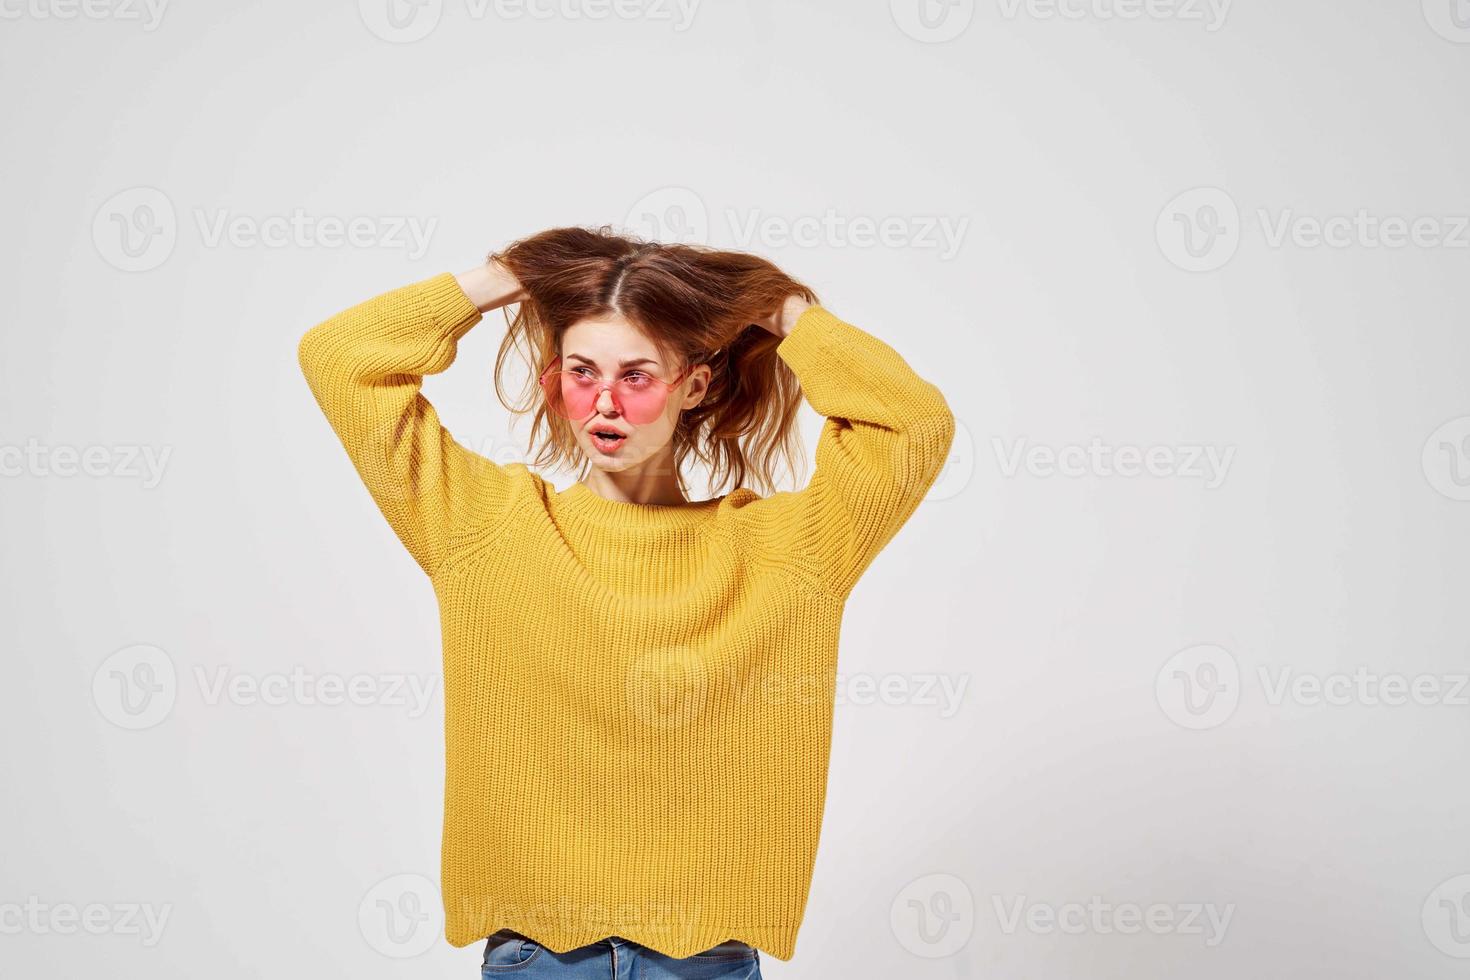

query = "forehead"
(561, 313), (667, 367)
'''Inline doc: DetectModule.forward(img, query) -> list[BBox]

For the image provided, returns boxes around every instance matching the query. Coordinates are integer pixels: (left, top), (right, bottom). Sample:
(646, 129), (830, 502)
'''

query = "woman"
(297, 226), (955, 977)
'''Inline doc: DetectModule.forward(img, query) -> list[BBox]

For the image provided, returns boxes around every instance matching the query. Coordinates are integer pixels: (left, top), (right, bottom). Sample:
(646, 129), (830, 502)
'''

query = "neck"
(580, 454), (690, 507)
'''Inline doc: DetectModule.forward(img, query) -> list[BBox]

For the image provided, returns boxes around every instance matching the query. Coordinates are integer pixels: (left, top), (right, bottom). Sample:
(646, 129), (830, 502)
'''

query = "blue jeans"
(480, 928), (763, 979)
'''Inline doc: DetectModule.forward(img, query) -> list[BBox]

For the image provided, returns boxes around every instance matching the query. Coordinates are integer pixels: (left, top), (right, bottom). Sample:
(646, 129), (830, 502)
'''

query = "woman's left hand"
(755, 295), (814, 339)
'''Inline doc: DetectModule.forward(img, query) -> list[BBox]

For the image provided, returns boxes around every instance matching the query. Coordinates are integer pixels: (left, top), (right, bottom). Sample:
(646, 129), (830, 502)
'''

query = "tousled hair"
(486, 225), (820, 496)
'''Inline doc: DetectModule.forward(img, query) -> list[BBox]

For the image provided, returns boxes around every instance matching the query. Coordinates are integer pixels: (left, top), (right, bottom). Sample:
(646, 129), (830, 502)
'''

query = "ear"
(682, 363), (713, 410)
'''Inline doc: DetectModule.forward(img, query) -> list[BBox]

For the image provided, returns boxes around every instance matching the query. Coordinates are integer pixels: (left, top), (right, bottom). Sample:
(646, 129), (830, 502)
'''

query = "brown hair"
(486, 225), (820, 497)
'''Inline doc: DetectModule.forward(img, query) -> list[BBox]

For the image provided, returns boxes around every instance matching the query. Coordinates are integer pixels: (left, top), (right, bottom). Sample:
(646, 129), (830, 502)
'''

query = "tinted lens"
(545, 372), (598, 421)
(614, 376), (672, 424)
(544, 373), (670, 425)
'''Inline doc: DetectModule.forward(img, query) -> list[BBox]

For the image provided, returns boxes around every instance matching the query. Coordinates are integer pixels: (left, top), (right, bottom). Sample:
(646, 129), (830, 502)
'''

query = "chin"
(584, 446), (637, 471)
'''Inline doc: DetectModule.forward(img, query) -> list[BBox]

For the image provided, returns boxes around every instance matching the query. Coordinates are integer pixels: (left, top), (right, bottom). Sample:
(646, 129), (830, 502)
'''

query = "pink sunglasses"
(536, 357), (692, 425)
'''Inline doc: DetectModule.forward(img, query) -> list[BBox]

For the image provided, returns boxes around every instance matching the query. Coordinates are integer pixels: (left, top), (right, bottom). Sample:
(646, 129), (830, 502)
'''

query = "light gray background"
(4, 0), (1470, 977)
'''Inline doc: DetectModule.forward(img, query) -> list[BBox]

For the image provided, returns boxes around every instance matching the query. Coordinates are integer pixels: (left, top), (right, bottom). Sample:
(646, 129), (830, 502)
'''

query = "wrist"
(455, 260), (525, 313)
(774, 296), (813, 338)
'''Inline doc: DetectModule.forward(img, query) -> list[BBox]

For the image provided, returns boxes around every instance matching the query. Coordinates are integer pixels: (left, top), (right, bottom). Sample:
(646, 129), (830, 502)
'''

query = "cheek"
(632, 417), (675, 449)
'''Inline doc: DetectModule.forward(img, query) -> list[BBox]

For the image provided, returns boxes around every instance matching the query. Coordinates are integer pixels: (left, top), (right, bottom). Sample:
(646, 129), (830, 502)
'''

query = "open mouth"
(590, 426), (627, 449)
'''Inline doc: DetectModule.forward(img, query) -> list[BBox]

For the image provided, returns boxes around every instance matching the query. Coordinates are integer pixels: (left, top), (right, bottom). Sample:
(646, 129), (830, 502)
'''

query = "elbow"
(932, 389), (956, 458)
(867, 385), (955, 505)
(296, 327), (316, 375)
(297, 328), (322, 393)
(297, 321), (339, 396)
(915, 382), (956, 451)
(908, 384), (956, 489)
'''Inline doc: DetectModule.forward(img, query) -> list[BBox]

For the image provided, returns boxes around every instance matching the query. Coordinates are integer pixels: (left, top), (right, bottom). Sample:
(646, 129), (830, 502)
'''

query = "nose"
(594, 386), (617, 413)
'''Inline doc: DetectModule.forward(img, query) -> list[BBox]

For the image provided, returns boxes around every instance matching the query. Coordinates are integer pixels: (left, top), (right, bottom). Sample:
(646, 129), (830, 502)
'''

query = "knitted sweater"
(297, 271), (955, 961)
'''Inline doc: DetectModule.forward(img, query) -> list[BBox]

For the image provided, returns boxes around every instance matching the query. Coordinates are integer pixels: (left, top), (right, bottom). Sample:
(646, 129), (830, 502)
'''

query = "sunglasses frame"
(536, 356), (694, 424)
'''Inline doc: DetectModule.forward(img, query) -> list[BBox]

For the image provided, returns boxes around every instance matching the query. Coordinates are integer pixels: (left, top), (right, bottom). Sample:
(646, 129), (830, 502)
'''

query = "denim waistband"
(490, 930), (749, 954)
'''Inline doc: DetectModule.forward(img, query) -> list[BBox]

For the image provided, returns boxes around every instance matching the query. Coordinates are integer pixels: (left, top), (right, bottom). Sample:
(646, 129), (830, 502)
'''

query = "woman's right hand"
(455, 257), (528, 313)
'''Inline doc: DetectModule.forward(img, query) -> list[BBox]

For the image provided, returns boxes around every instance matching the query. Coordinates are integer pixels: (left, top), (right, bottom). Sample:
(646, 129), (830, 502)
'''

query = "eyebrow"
(564, 353), (660, 369)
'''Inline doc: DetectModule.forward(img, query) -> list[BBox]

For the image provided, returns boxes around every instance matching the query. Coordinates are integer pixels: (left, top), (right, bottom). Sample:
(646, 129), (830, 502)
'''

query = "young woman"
(297, 226), (955, 978)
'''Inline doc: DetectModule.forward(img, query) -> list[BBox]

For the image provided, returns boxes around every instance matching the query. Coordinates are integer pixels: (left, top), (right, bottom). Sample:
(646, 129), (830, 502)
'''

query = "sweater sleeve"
(297, 271), (514, 577)
(772, 305), (955, 600)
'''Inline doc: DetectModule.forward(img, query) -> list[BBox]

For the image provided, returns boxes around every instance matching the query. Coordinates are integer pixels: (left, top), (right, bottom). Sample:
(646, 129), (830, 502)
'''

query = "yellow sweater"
(297, 272), (954, 961)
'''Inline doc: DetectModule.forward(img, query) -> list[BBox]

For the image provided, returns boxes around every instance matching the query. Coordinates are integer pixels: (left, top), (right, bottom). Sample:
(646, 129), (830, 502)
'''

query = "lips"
(589, 425), (627, 451)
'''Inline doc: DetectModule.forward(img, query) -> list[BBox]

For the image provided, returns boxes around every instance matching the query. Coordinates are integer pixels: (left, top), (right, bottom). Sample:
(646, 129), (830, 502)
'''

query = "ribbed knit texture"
(297, 272), (955, 961)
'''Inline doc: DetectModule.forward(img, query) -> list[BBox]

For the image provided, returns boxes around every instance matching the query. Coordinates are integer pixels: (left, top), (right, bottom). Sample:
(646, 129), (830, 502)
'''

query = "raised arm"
(297, 262), (525, 576)
(767, 299), (955, 601)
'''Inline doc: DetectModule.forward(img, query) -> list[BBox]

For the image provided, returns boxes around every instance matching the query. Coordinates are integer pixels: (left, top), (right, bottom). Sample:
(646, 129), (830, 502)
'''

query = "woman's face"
(556, 313), (710, 475)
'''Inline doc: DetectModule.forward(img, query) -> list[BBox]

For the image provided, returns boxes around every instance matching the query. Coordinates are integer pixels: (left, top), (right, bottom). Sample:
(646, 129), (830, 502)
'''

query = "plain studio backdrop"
(3, 1), (1469, 977)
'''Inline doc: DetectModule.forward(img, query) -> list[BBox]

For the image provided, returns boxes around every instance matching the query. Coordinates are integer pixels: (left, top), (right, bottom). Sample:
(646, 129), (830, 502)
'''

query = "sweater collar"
(556, 480), (726, 530)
